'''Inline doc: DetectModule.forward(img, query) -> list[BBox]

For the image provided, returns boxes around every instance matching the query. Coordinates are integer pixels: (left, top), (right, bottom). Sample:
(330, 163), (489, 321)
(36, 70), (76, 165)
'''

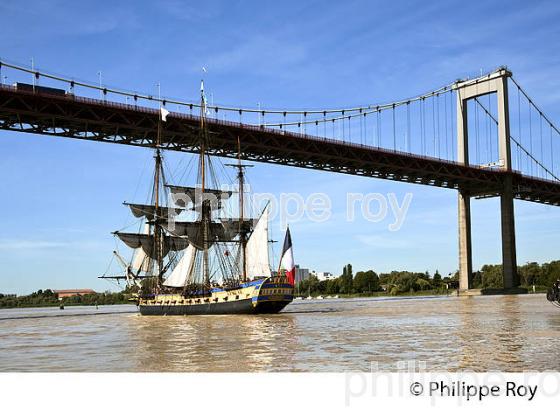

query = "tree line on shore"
(1, 260), (558, 307)
(297, 260), (560, 296)
(0, 289), (130, 309)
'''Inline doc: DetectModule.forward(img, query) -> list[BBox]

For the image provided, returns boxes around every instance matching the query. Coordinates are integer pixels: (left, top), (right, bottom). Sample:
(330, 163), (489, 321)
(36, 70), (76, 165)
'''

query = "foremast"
(107, 100), (190, 290)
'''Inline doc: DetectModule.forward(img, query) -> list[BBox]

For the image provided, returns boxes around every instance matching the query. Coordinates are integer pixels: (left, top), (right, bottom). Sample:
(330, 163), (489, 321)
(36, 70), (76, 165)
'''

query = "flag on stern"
(279, 228), (295, 285)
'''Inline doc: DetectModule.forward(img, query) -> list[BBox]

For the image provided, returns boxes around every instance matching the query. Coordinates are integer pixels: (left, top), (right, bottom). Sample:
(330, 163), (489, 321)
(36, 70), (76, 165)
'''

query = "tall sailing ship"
(101, 81), (295, 315)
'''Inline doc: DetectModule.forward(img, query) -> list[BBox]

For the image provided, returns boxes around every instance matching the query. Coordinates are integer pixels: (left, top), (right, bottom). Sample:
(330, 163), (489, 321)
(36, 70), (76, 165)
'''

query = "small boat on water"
(100, 81), (295, 315)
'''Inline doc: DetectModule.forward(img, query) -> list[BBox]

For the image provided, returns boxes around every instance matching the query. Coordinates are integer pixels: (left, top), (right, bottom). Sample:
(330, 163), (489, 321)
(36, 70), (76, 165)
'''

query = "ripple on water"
(0, 295), (559, 371)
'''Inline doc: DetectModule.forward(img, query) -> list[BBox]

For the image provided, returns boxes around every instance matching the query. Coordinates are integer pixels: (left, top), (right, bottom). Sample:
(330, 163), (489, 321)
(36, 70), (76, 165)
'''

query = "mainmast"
(154, 103), (164, 285)
(199, 80), (210, 287)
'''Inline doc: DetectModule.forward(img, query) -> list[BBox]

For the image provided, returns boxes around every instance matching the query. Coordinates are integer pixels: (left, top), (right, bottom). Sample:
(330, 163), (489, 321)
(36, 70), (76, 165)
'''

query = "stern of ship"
(251, 275), (294, 313)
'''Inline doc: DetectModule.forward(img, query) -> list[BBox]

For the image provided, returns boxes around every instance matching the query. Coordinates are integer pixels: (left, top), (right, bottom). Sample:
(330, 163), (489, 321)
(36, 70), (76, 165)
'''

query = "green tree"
(519, 262), (542, 286)
(299, 275), (320, 295)
(481, 264), (503, 288)
(432, 272), (442, 288)
(472, 270), (482, 288)
(353, 270), (380, 293)
(325, 279), (340, 294)
(339, 264), (354, 294)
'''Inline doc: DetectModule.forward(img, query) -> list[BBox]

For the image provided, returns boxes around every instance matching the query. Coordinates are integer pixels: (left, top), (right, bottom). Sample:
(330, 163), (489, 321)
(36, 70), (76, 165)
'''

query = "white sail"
(131, 223), (151, 273)
(163, 246), (196, 287)
(131, 247), (151, 273)
(245, 206), (272, 279)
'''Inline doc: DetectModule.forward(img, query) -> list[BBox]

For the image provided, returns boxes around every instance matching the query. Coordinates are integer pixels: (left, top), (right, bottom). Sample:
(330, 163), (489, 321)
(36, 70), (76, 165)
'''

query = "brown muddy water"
(0, 294), (558, 372)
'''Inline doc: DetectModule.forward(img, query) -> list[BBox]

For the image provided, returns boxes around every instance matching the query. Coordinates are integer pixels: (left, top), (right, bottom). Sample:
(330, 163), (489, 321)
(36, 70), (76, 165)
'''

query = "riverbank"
(0, 301), (134, 310)
(295, 285), (547, 300)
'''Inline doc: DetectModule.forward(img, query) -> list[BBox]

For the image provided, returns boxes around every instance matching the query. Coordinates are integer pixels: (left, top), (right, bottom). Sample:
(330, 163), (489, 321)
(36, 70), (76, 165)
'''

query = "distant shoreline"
(0, 301), (134, 310)
(1, 287), (547, 310)
(293, 287), (547, 300)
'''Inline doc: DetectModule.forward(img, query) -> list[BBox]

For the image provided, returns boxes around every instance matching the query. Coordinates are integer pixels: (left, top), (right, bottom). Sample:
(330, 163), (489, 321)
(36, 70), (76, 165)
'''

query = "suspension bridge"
(0, 60), (559, 293)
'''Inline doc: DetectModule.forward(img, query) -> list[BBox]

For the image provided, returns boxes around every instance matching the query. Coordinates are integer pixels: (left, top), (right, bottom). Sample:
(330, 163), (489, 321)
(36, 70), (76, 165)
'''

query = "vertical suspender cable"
(377, 109), (381, 148)
(518, 86), (522, 173)
(392, 104), (396, 151)
(529, 99), (533, 176)
(364, 112), (367, 146)
(348, 115), (351, 144)
(551, 124), (555, 177)
(421, 98), (425, 155)
(432, 97), (436, 157)
(540, 114), (544, 179)
(451, 91), (456, 162)
(488, 94), (492, 164)
(444, 93), (448, 160)
(475, 100), (480, 165)
(406, 101), (411, 153)
(359, 109), (363, 144)
(436, 94), (440, 159)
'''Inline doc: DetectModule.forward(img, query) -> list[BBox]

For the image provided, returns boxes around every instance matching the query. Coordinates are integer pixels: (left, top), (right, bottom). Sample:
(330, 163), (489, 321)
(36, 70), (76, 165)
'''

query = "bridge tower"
(454, 68), (520, 291)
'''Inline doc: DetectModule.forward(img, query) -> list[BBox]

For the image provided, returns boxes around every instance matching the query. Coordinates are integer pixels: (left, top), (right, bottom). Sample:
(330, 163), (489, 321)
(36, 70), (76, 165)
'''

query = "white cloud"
(0, 240), (66, 250)
(0, 239), (106, 252)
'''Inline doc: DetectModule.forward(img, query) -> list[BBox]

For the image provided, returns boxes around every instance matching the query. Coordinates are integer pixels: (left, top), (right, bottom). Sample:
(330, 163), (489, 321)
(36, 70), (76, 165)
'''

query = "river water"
(0, 294), (558, 372)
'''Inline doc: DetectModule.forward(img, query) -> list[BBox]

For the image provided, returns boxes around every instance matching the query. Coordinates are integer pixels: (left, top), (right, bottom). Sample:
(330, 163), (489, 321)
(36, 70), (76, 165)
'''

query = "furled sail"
(245, 206), (272, 278)
(124, 202), (183, 221)
(166, 185), (234, 209)
(115, 232), (189, 258)
(221, 218), (258, 237)
(166, 221), (234, 249)
(163, 246), (196, 287)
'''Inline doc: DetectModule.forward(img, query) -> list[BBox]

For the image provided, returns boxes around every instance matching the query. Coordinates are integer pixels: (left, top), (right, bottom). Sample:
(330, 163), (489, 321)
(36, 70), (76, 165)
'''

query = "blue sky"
(1, 0), (560, 294)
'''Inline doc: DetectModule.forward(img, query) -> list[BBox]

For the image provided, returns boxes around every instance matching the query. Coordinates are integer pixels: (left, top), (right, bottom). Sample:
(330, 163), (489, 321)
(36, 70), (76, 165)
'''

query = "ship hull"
(138, 276), (294, 316)
(139, 298), (290, 315)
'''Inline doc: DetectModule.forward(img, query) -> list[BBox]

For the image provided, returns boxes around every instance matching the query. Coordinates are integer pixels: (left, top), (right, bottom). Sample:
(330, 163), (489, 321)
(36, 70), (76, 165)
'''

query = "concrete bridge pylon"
(454, 68), (520, 291)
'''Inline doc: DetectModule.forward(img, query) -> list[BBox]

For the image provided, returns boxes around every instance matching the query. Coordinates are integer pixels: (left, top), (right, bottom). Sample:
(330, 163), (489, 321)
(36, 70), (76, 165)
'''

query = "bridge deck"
(0, 85), (559, 205)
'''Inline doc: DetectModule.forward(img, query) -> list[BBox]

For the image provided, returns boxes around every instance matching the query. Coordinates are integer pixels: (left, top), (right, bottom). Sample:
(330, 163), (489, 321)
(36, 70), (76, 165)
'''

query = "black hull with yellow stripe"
(138, 276), (294, 316)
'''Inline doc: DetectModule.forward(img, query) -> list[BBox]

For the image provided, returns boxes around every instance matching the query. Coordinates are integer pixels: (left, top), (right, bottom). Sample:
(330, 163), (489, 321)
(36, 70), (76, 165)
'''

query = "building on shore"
(53, 289), (96, 299)
(314, 271), (336, 281)
(295, 265), (310, 284)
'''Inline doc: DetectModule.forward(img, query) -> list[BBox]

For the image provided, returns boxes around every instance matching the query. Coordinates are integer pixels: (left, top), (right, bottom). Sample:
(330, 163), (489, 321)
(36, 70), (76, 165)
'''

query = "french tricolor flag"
(279, 227), (295, 285)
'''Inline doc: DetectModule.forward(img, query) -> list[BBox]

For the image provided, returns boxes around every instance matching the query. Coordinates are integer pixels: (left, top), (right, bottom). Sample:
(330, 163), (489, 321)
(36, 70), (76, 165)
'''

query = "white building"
(315, 271), (336, 281)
